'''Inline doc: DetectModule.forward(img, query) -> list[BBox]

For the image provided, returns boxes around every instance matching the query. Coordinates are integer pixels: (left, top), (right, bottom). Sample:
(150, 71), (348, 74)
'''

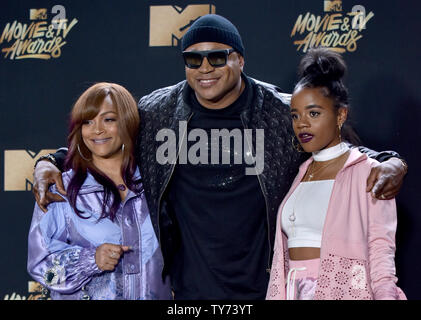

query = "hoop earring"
(291, 136), (304, 153)
(77, 144), (92, 161)
(121, 144), (125, 153)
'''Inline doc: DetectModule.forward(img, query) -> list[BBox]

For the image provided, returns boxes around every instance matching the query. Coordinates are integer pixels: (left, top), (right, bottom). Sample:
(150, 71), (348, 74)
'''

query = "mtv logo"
(149, 5), (216, 47)
(4, 149), (56, 191)
(30, 8), (48, 20)
(324, 0), (342, 12)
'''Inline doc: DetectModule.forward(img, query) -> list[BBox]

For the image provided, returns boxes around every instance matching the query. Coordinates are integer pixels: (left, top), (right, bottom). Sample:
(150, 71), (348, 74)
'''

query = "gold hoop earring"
(291, 136), (304, 153)
(77, 144), (92, 161)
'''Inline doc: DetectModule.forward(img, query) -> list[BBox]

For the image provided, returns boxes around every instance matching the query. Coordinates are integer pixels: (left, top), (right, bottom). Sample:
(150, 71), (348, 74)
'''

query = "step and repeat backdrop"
(1, 0), (420, 299)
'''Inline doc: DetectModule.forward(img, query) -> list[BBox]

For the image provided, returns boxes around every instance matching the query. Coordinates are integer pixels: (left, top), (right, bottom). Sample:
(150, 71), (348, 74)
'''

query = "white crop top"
(281, 180), (334, 248)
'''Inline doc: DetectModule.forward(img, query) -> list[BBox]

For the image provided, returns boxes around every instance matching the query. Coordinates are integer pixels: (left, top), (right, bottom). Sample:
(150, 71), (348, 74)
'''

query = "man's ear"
(238, 54), (245, 70)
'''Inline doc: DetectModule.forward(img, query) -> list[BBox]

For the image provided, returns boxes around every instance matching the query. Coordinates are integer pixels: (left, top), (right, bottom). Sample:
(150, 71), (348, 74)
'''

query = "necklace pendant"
(117, 184), (126, 191)
(289, 213), (296, 237)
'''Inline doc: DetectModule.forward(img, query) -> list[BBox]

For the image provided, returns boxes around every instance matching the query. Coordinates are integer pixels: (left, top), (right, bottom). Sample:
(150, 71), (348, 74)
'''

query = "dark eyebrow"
(290, 104), (323, 112)
(305, 104), (323, 109)
(99, 111), (117, 117)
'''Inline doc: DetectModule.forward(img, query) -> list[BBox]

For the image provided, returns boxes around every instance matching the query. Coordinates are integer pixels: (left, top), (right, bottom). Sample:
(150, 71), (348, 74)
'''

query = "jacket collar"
(61, 167), (142, 195)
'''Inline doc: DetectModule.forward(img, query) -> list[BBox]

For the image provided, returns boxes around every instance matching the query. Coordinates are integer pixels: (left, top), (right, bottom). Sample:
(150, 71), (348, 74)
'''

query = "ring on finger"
(110, 251), (118, 259)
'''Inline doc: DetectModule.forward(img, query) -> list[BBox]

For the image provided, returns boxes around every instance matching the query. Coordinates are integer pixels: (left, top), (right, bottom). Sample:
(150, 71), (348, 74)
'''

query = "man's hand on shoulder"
(33, 160), (66, 212)
(366, 157), (408, 200)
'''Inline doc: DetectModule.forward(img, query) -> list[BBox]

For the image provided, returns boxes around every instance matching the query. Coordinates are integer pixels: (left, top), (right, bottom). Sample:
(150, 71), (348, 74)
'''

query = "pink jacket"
(266, 148), (406, 300)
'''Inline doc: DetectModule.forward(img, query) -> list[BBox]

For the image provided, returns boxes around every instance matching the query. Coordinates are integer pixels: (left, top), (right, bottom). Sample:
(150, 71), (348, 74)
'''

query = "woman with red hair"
(27, 83), (172, 300)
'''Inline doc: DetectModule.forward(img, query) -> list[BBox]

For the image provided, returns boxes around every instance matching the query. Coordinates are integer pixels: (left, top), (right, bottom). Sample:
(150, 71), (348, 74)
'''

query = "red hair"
(65, 82), (140, 220)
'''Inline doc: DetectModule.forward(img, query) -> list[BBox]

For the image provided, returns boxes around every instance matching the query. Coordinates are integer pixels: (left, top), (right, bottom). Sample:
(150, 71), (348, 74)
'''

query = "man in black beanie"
(33, 14), (407, 300)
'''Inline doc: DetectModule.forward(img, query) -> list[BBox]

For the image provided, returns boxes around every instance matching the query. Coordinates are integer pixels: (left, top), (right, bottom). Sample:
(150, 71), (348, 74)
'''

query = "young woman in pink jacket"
(266, 48), (406, 300)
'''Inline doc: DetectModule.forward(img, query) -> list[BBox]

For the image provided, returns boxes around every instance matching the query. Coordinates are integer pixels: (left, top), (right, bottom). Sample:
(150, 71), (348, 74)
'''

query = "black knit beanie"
(181, 14), (245, 56)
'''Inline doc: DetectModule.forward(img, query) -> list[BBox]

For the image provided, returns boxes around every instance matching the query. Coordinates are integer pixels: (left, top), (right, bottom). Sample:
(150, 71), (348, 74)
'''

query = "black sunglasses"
(182, 48), (235, 69)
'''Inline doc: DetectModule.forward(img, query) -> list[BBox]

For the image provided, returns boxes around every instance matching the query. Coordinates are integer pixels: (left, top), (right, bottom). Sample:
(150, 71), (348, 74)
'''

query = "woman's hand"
(95, 243), (130, 271)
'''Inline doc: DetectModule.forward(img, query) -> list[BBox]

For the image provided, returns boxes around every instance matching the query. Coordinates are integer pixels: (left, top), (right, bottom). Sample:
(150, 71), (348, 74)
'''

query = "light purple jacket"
(27, 168), (172, 300)
(266, 148), (406, 300)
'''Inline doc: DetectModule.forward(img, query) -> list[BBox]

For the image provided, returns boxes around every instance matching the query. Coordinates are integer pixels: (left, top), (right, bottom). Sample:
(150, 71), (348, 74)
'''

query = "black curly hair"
(293, 47), (361, 145)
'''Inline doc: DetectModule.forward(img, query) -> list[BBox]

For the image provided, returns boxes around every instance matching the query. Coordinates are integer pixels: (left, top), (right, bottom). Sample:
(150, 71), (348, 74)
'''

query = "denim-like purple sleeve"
(27, 202), (102, 294)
